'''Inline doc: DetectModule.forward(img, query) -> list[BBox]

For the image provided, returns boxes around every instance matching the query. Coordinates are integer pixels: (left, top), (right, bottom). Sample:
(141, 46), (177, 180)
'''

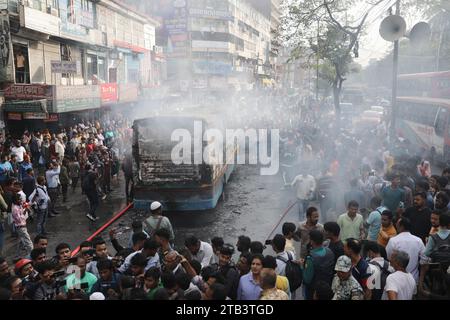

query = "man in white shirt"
(386, 217), (426, 283)
(45, 161), (61, 216)
(29, 176), (50, 235)
(11, 140), (27, 163)
(291, 172), (316, 220)
(119, 239), (160, 274)
(185, 236), (214, 269)
(382, 250), (417, 300)
(55, 137), (65, 162)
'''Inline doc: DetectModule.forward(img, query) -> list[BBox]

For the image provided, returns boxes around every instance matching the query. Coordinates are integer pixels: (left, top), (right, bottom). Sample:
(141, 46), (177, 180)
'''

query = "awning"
(3, 99), (48, 113)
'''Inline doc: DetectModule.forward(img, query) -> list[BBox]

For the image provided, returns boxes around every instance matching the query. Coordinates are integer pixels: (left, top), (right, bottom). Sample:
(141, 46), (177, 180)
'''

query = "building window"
(86, 53), (106, 84)
(13, 44), (30, 84)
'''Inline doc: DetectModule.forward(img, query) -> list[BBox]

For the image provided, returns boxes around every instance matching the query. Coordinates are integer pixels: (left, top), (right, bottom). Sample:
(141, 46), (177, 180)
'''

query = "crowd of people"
(0, 92), (449, 301)
(0, 117), (132, 260)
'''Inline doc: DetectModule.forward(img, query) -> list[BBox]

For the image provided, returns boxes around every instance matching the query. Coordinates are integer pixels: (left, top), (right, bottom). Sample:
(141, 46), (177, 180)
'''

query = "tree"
(279, 0), (388, 119)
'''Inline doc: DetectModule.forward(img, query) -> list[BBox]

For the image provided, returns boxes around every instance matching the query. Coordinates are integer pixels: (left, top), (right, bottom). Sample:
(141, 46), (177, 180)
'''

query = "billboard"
(101, 83), (118, 103)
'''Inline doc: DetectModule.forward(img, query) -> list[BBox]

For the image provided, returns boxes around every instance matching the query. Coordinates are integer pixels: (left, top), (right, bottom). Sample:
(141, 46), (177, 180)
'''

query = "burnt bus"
(132, 115), (236, 211)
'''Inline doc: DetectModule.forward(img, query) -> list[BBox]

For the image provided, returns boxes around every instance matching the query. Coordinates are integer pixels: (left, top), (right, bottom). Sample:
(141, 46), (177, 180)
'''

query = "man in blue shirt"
(381, 174), (405, 214)
(365, 197), (387, 241)
(91, 259), (121, 297)
(237, 254), (264, 300)
(0, 154), (13, 185)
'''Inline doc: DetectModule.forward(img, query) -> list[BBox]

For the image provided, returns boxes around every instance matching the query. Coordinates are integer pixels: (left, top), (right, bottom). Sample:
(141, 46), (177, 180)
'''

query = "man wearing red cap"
(15, 259), (35, 280)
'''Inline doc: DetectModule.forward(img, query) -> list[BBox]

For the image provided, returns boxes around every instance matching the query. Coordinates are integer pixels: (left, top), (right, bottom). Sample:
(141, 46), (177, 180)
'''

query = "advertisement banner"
(101, 83), (118, 103)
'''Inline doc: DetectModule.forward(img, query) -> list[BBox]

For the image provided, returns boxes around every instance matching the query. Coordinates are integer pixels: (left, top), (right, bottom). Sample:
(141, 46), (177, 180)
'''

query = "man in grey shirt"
(144, 202), (175, 243)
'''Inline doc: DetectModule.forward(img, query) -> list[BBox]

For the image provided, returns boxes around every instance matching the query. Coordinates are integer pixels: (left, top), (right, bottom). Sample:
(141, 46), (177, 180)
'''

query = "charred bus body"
(131, 115), (236, 211)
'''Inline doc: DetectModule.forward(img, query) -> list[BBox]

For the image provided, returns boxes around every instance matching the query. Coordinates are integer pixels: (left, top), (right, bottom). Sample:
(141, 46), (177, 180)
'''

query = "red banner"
(113, 40), (148, 53)
(44, 114), (59, 122)
(101, 83), (118, 103)
(7, 113), (22, 121)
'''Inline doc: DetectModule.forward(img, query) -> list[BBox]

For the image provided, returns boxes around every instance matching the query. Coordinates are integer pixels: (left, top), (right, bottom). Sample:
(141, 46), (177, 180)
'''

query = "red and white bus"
(398, 70), (450, 99)
(397, 96), (450, 161)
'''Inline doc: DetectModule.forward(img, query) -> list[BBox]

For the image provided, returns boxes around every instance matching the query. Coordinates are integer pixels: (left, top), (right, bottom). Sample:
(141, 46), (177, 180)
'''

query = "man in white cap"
(144, 201), (175, 243)
(331, 255), (364, 300)
(90, 292), (105, 300)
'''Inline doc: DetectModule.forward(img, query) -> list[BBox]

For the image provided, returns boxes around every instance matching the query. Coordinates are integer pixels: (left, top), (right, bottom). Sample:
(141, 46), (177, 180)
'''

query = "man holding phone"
(64, 256), (97, 294)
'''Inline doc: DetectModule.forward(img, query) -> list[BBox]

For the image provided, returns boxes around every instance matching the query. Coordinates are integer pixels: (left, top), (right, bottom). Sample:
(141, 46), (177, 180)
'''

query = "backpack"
(369, 260), (392, 300)
(277, 252), (303, 292)
(430, 233), (450, 270)
(144, 216), (164, 239)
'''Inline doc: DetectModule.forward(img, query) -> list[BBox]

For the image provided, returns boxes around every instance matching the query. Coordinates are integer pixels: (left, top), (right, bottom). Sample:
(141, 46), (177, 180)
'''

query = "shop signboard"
(44, 114), (59, 122)
(55, 85), (101, 113)
(23, 112), (47, 120)
(7, 112), (21, 120)
(101, 83), (118, 103)
(193, 60), (232, 75)
(51, 61), (80, 74)
(4, 84), (54, 100)
(189, 8), (233, 21)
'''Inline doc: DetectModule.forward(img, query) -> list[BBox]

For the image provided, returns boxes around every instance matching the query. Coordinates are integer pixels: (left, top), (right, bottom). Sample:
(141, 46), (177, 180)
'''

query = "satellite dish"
(380, 15), (407, 42)
(408, 22), (431, 45)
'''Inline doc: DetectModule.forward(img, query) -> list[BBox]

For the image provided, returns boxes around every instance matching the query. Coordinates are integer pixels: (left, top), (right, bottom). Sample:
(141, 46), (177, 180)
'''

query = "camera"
(54, 270), (65, 278)
(68, 257), (78, 264)
(265, 240), (273, 246)
(55, 279), (67, 288)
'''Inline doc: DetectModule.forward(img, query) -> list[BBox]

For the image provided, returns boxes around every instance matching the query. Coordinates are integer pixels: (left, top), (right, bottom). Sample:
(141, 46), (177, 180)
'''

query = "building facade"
(0, 0), (161, 132)
(129, 0), (274, 96)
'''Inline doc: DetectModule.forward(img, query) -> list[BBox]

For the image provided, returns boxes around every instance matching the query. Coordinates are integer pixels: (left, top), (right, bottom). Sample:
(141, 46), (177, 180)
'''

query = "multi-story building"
(0, 0), (161, 133)
(129, 0), (273, 96)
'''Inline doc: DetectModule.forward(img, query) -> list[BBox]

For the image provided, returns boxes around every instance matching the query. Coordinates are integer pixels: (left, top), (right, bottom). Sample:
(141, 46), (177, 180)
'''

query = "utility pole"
(390, 0), (400, 139)
(316, 19), (320, 101)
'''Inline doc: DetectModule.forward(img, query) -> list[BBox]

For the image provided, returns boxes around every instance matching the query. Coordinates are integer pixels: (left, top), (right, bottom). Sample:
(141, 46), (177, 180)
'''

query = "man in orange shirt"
(377, 210), (397, 247)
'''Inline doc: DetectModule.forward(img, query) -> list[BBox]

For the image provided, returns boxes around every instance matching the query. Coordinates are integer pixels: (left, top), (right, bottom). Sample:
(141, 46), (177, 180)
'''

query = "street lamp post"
(390, 0), (401, 139)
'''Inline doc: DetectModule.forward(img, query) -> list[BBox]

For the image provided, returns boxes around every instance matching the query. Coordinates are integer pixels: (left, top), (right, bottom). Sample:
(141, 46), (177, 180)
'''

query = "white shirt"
(118, 250), (160, 274)
(55, 141), (65, 158)
(11, 146), (27, 162)
(275, 251), (296, 276)
(29, 185), (50, 210)
(46, 167), (61, 188)
(382, 271), (417, 300)
(17, 190), (26, 203)
(291, 174), (316, 200)
(192, 241), (214, 269)
(385, 232), (426, 282)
